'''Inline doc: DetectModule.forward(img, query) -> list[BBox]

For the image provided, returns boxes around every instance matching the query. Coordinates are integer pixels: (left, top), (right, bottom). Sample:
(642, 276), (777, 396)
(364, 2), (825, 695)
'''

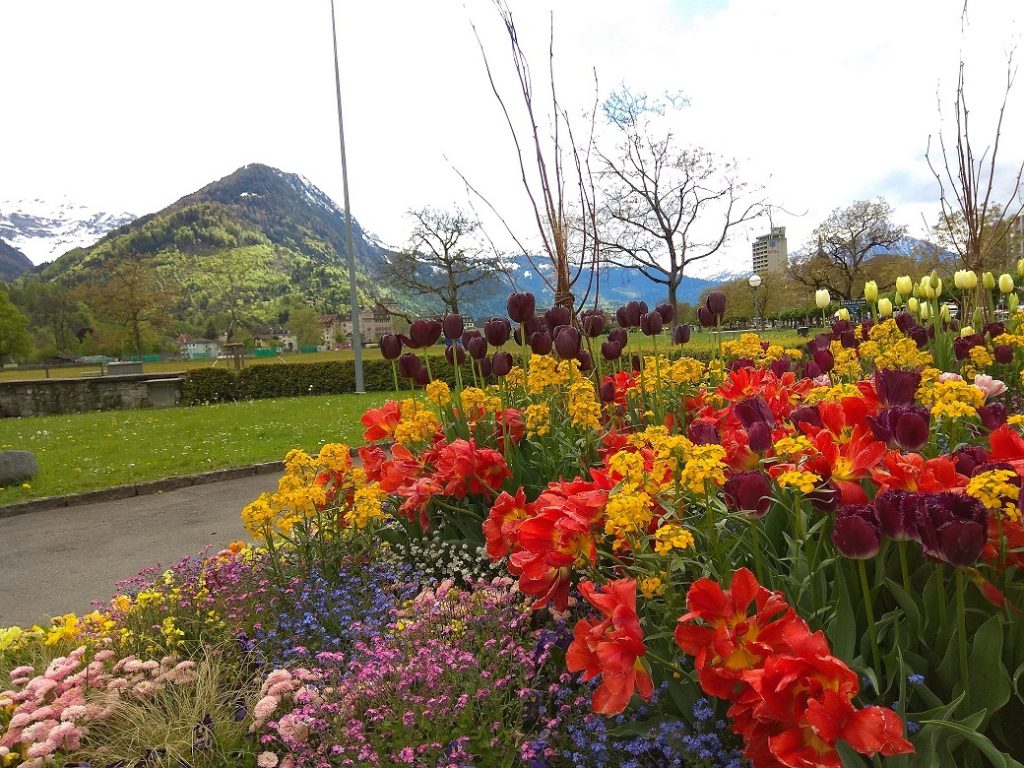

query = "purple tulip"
(868, 406), (930, 451)
(474, 356), (492, 378)
(909, 327), (928, 349)
(953, 446), (988, 477)
(545, 305), (572, 333)
(915, 492), (988, 566)
(398, 352), (421, 379)
(442, 313), (464, 340)
(507, 292), (536, 323)
(601, 340), (623, 361)
(577, 351), (594, 373)
(631, 354), (642, 372)
(639, 312), (664, 336)
(514, 316), (544, 345)
(599, 380), (616, 403)
(615, 306), (630, 329)
(554, 326), (582, 359)
(529, 332), (552, 355)
(735, 396), (775, 428)
(985, 322), (1006, 339)
(995, 345), (1014, 365)
(894, 312), (916, 333)
(747, 422), (773, 454)
(706, 291), (727, 317)
(409, 319), (442, 348)
(697, 305), (716, 327)
(581, 310), (605, 338)
(461, 329), (481, 348)
(804, 361), (823, 380)
(467, 336), (488, 359)
(413, 363), (430, 386)
(840, 330), (857, 349)
(874, 369), (921, 408)
(789, 405), (822, 428)
(624, 301), (643, 328)
(491, 351), (514, 377)
(954, 334), (985, 361)
(812, 348), (835, 374)
(687, 418), (720, 445)
(380, 334), (403, 360)
(832, 504), (882, 559)
(672, 324), (691, 345)
(445, 345), (467, 365)
(874, 489), (920, 542)
(608, 328), (629, 347)
(770, 358), (791, 377)
(723, 470), (772, 518)
(978, 402), (1009, 431)
(729, 358), (756, 372)
(484, 317), (511, 347)
(655, 303), (675, 324)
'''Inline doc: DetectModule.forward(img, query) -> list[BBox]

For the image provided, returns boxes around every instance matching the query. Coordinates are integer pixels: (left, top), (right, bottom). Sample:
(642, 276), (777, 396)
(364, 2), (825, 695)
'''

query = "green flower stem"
(391, 360), (400, 394)
(936, 564), (948, 629)
(898, 541), (912, 597)
(858, 558), (882, 677)
(750, 519), (764, 584)
(956, 568), (970, 712)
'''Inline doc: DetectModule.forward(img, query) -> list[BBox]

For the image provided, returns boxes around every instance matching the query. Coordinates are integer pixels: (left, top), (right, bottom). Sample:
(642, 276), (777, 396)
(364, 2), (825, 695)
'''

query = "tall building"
(752, 226), (788, 275)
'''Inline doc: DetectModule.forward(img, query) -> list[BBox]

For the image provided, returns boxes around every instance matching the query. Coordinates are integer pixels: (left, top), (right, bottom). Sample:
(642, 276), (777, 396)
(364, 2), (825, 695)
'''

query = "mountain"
(0, 199), (136, 264)
(0, 238), (32, 281)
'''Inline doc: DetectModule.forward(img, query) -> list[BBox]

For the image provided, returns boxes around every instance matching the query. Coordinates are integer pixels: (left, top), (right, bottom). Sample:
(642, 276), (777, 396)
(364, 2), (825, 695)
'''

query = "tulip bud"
(615, 306), (630, 329)
(940, 304), (951, 322)
(747, 422), (773, 454)
(838, 308), (850, 321)
(864, 281), (879, 303)
(983, 272), (996, 290)
(474, 357), (492, 378)
(553, 326), (581, 359)
(815, 289), (831, 309)
(529, 332), (552, 355)
(442, 313), (464, 340)
(380, 334), (403, 360)
(672, 324), (691, 345)
(895, 275), (913, 296)
(1018, 258), (1024, 278)
(929, 270), (940, 289)
(506, 292), (536, 323)
(994, 344), (1013, 365)
(639, 312), (664, 336)
(409, 319), (443, 348)
(723, 470), (772, 518)
(601, 340), (622, 361)
(706, 291), (727, 317)
(491, 351), (513, 377)
(545, 306), (572, 332)
(919, 302), (930, 321)
(832, 504), (882, 559)
(907, 297), (919, 314)
(963, 270), (978, 290)
(413, 363), (430, 386)
(999, 273), (1015, 294)
(960, 326), (976, 338)
(954, 270), (966, 290)
(1009, 294), (1020, 313)
(484, 317), (511, 346)
(608, 328), (628, 347)
(467, 336), (488, 359)
(877, 298), (893, 316)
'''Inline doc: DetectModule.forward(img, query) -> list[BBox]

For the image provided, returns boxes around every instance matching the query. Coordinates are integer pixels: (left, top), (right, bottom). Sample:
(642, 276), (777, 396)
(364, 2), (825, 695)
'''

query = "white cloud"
(0, 0), (1021, 273)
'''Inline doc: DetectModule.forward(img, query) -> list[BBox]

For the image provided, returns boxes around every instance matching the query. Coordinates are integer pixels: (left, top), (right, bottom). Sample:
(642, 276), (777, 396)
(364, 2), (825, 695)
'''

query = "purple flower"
(581, 310), (605, 338)
(545, 305), (572, 333)
(529, 332), (552, 355)
(874, 369), (921, 408)
(413, 363), (430, 386)
(734, 396), (775, 428)
(953, 445), (988, 476)
(599, 380), (616, 403)
(697, 305), (716, 327)
(729, 358), (755, 372)
(506, 292), (536, 323)
(672, 325), (691, 345)
(601, 340), (622, 361)
(655, 303), (675, 324)
(789, 405), (822, 429)
(867, 406), (931, 451)
(467, 336), (488, 360)
(915, 492), (988, 566)
(409, 319), (442, 348)
(874, 489), (920, 542)
(491, 351), (513, 377)
(804, 361), (823, 379)
(706, 291), (727, 317)
(608, 327), (629, 347)
(639, 312), (664, 336)
(484, 317), (511, 346)
(894, 312), (916, 333)
(985, 321), (1006, 339)
(380, 334), (403, 360)
(909, 327), (928, 349)
(994, 345), (1013, 365)
(747, 422), (773, 454)
(615, 305), (630, 329)
(809, 481), (840, 514)
(624, 301), (644, 328)
(398, 353), (421, 379)
(444, 345), (466, 365)
(832, 504), (882, 559)
(687, 419), (719, 445)
(978, 402), (1009, 431)
(812, 348), (835, 374)
(770, 357), (791, 377)
(576, 351), (594, 373)
(443, 314), (464, 340)
(553, 326), (581, 359)
(723, 471), (772, 518)
(474, 356), (492, 377)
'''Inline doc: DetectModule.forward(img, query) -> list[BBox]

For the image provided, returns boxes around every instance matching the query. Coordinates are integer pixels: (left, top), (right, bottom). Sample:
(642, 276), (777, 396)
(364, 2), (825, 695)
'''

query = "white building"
(752, 226), (789, 275)
(180, 337), (221, 360)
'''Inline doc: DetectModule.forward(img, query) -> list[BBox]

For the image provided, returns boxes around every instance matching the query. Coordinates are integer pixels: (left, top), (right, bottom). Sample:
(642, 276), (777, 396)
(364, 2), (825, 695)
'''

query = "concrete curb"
(0, 461), (284, 521)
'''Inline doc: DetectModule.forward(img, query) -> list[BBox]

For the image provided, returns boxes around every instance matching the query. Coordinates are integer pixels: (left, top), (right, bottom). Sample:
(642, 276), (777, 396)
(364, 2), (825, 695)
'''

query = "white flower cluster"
(385, 533), (502, 586)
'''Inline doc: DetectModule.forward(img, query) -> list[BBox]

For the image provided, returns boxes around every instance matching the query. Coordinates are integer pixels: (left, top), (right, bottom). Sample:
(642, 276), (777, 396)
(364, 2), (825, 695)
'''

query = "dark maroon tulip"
(398, 352), (420, 379)
(601, 340), (623, 361)
(461, 329), (481, 348)
(529, 332), (552, 355)
(631, 354), (642, 372)
(978, 402), (1009, 431)
(867, 406), (930, 451)
(545, 305), (572, 332)
(809, 482), (840, 514)
(672, 324), (691, 345)
(874, 369), (921, 408)
(655, 303), (675, 324)
(577, 351), (594, 373)
(581, 310), (605, 338)
(409, 319), (442, 348)
(608, 328), (629, 347)
(492, 351), (514, 377)
(380, 334), (403, 360)
(687, 418), (720, 445)
(615, 306), (630, 329)
(639, 300), (650, 315)
(483, 317), (511, 347)
(474, 357), (492, 378)
(747, 422), (773, 454)
(832, 504), (882, 559)
(735, 396), (775, 428)
(697, 305), (716, 327)
(985, 322), (1006, 339)
(723, 470), (772, 518)
(790, 405), (822, 428)
(413, 363), (430, 387)
(995, 345), (1014, 365)
(840, 330), (857, 349)
(895, 312), (916, 333)
(953, 445), (988, 476)
(513, 316), (544, 345)
(706, 291), (727, 317)
(859, 319), (874, 337)
(507, 292), (536, 323)
(915, 492), (988, 566)
(812, 348), (835, 374)
(600, 380), (617, 403)
(954, 333), (985, 361)
(804, 361), (823, 379)
(554, 326), (582, 359)
(729, 358), (756, 372)
(874, 489), (920, 542)
(909, 327), (928, 349)
(639, 312), (664, 336)
(467, 336), (488, 360)
(770, 358), (791, 377)
(443, 313), (464, 340)
(445, 345), (466, 365)
(624, 301), (643, 328)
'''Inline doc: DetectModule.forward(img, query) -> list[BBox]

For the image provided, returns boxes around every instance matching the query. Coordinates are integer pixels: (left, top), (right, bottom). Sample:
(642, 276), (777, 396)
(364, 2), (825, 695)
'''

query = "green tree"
(0, 289), (31, 365)
(286, 304), (323, 347)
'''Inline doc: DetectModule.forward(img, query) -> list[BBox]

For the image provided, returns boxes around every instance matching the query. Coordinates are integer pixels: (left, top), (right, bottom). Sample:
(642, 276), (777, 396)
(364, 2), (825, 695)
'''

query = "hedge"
(179, 347), (720, 406)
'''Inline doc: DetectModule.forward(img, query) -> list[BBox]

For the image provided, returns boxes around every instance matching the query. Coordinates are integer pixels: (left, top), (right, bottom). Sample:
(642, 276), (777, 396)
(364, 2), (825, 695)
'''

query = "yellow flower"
(654, 523), (695, 555)
(639, 576), (665, 598)
(678, 444), (728, 494)
(346, 482), (389, 528)
(772, 435), (814, 456)
(426, 379), (452, 407)
(968, 345), (994, 368)
(44, 614), (81, 646)
(604, 484), (653, 538)
(568, 380), (601, 430)
(776, 469), (821, 494)
(1008, 414), (1024, 428)
(967, 469), (1021, 522)
(524, 403), (551, 437)
(607, 450), (646, 485)
(527, 355), (563, 393)
(458, 386), (488, 413)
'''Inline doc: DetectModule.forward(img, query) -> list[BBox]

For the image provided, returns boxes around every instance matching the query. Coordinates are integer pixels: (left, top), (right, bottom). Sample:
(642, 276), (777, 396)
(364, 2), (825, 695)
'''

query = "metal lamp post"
(748, 273), (763, 329)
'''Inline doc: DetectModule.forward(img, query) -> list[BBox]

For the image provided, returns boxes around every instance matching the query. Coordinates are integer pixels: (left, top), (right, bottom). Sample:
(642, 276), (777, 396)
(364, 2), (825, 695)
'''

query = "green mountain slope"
(0, 237), (33, 281)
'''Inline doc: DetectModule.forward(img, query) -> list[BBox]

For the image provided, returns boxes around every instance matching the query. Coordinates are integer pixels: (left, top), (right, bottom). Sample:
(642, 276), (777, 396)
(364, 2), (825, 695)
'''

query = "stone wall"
(0, 373), (184, 419)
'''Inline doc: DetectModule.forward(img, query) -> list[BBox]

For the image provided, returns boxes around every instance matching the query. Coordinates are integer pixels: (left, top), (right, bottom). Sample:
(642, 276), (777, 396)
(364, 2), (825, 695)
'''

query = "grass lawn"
(0, 392), (388, 503)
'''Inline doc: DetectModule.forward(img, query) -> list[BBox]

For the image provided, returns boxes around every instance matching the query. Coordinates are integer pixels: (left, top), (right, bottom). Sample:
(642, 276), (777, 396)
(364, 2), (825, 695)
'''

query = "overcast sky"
(1, 0), (1022, 275)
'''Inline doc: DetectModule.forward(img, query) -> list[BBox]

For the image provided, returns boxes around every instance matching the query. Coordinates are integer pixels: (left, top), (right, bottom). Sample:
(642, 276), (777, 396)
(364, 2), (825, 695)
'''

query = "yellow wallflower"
(678, 444), (728, 494)
(426, 379), (452, 407)
(776, 469), (821, 493)
(568, 380), (602, 430)
(969, 345), (994, 368)
(967, 469), (1021, 522)
(459, 386), (488, 413)
(524, 403), (551, 437)
(347, 482), (389, 528)
(607, 450), (646, 485)
(527, 355), (563, 393)
(773, 434), (814, 456)
(654, 523), (695, 555)
(604, 484), (653, 538)
(639, 576), (665, 598)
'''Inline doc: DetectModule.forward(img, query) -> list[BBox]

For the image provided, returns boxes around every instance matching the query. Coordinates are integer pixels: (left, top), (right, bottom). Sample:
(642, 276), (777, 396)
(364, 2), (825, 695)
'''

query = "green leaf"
(885, 577), (923, 632)
(967, 614), (1011, 719)
(920, 718), (1024, 768)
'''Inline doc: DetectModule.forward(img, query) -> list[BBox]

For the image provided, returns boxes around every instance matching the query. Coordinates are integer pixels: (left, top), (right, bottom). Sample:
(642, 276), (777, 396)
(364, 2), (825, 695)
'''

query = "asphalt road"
(0, 473), (278, 627)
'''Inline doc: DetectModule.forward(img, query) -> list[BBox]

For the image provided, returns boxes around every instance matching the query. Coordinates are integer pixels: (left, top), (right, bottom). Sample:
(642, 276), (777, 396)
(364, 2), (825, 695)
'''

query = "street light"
(748, 273), (763, 328)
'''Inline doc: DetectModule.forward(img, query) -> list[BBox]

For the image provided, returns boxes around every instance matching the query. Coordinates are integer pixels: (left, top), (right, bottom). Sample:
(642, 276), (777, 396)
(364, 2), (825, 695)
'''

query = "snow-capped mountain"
(0, 199), (136, 265)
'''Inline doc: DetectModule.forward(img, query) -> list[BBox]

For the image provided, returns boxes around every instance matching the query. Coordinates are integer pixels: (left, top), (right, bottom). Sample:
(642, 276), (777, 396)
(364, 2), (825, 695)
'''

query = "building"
(176, 336), (221, 360)
(254, 327), (298, 352)
(319, 306), (396, 349)
(752, 226), (788, 275)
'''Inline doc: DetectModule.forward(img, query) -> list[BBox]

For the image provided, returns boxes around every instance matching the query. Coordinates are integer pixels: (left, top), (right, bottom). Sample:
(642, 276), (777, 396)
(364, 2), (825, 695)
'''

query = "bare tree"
(926, 52), (1024, 276)
(381, 207), (502, 316)
(467, 0), (601, 314)
(598, 86), (763, 321)
(789, 199), (905, 301)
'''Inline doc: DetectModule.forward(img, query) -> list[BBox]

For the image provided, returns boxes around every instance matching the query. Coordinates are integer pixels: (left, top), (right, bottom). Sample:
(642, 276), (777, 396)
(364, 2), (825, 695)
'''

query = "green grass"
(0, 392), (388, 502)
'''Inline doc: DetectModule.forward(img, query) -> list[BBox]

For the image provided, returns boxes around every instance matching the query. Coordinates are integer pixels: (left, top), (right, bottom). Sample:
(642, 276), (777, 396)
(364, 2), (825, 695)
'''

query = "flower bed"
(4, 275), (1024, 768)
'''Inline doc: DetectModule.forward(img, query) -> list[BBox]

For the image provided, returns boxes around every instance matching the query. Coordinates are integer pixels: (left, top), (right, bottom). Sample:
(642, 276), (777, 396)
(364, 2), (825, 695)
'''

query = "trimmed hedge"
(179, 347), (720, 406)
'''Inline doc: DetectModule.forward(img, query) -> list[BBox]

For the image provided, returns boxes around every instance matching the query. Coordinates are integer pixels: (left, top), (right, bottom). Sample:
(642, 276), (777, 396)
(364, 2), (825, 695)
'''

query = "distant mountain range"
(0, 199), (135, 266)
(0, 237), (32, 281)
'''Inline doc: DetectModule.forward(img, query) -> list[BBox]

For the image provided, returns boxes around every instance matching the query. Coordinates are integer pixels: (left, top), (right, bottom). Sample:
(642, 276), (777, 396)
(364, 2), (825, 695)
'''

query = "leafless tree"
(465, 0), (601, 314)
(380, 207), (501, 316)
(789, 199), (905, 300)
(598, 86), (763, 322)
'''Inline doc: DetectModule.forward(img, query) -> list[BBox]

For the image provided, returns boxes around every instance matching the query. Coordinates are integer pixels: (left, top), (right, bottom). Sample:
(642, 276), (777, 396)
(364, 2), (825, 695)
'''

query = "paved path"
(0, 473), (279, 627)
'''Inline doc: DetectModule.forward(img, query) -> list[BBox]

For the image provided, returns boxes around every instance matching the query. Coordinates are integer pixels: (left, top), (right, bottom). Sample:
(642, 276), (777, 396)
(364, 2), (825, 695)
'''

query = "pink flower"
(938, 371), (964, 383)
(257, 752), (279, 768)
(974, 373), (1008, 400)
(812, 374), (833, 387)
(253, 694), (280, 722)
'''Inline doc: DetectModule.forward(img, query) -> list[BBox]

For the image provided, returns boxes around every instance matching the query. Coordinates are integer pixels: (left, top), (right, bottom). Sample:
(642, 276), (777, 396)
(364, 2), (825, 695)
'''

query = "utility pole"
(329, 0), (364, 392)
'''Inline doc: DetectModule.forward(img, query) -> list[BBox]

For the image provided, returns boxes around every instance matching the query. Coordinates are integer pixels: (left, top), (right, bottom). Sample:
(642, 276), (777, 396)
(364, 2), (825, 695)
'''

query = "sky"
(1, 0), (1022, 276)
